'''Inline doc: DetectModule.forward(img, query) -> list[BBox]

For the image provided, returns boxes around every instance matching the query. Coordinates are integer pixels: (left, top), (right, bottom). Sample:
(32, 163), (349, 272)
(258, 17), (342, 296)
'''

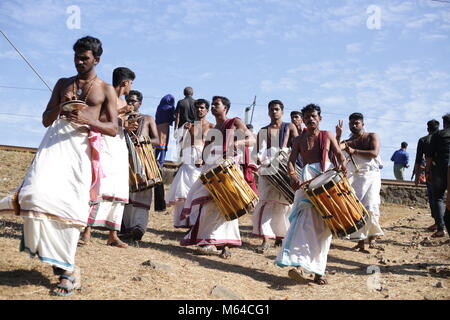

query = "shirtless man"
(180, 96), (256, 258)
(0, 36), (118, 296)
(253, 100), (297, 252)
(290, 111), (303, 135)
(80, 67), (136, 248)
(120, 90), (159, 241)
(336, 113), (384, 252)
(275, 103), (347, 285)
(168, 99), (214, 228)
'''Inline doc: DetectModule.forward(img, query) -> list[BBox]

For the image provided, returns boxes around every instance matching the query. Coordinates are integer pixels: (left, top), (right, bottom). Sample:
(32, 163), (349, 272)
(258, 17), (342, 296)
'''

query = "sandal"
(195, 245), (218, 256)
(52, 268), (81, 297)
(313, 275), (328, 285)
(219, 247), (232, 259)
(107, 239), (128, 248)
(431, 230), (445, 238)
(78, 235), (90, 246)
(288, 268), (309, 284)
(255, 242), (271, 254)
(274, 239), (283, 247)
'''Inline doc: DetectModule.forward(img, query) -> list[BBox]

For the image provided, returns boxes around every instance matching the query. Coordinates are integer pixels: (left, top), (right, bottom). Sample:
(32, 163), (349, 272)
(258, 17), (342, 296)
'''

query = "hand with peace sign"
(335, 120), (344, 143)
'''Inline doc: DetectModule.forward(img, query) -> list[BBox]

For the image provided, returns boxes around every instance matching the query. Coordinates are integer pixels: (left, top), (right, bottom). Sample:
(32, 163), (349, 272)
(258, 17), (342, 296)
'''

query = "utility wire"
(0, 29), (52, 92)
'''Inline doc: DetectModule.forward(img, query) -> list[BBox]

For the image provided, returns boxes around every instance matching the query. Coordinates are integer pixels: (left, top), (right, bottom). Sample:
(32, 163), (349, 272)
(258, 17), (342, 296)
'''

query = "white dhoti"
(252, 176), (291, 239)
(167, 146), (202, 228)
(345, 153), (384, 241)
(180, 163), (241, 247)
(0, 119), (95, 271)
(275, 162), (333, 276)
(88, 129), (129, 231)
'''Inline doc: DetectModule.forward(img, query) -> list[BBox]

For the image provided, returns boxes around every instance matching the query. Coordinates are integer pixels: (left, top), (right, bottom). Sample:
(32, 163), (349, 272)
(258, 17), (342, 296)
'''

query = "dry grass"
(0, 150), (449, 300)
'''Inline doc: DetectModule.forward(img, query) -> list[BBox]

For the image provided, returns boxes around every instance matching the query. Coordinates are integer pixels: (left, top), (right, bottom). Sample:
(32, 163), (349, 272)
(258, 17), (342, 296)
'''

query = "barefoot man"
(80, 67), (136, 248)
(168, 98), (214, 228)
(252, 100), (298, 253)
(275, 103), (347, 285)
(0, 36), (119, 296)
(180, 96), (256, 259)
(336, 112), (384, 253)
(120, 90), (159, 241)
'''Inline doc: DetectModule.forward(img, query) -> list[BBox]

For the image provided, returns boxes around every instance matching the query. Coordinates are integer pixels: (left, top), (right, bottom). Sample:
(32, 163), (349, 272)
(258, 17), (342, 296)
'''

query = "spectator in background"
(174, 87), (195, 134)
(155, 94), (175, 166)
(426, 113), (450, 238)
(290, 111), (303, 135)
(445, 159), (450, 236)
(414, 119), (440, 232)
(391, 142), (409, 180)
(154, 94), (175, 213)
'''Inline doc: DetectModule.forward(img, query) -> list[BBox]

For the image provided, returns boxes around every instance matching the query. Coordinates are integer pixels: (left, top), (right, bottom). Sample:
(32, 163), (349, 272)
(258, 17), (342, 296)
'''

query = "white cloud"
(0, 50), (20, 60)
(260, 77), (298, 93)
(420, 33), (448, 40)
(346, 42), (362, 53)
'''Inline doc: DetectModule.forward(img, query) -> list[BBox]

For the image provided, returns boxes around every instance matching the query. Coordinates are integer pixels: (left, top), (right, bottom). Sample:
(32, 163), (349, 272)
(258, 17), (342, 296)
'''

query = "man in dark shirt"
(391, 142), (409, 180)
(426, 113), (450, 237)
(174, 86), (196, 131)
(414, 120), (440, 231)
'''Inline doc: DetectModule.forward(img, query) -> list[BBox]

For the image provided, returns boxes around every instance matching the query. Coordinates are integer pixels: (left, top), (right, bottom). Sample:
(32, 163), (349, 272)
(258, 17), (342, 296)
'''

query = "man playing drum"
(119, 90), (159, 241)
(252, 100), (298, 253)
(275, 103), (347, 285)
(180, 96), (256, 259)
(168, 98), (214, 228)
(79, 67), (137, 248)
(0, 36), (119, 296)
(336, 113), (384, 253)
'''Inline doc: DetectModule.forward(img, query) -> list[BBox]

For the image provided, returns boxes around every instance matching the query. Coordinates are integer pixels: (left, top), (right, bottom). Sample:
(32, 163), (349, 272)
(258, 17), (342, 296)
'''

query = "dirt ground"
(0, 150), (449, 300)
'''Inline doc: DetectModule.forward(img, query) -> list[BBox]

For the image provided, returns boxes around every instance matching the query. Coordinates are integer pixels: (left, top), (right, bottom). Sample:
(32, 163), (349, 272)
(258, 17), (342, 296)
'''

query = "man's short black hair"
(442, 113), (450, 128)
(212, 96), (231, 112)
(126, 90), (143, 102)
(301, 103), (321, 117)
(195, 98), (210, 110)
(268, 99), (284, 110)
(184, 87), (193, 96)
(401, 142), (408, 148)
(427, 119), (439, 134)
(73, 36), (103, 57)
(290, 111), (302, 118)
(349, 112), (364, 121)
(112, 67), (135, 87)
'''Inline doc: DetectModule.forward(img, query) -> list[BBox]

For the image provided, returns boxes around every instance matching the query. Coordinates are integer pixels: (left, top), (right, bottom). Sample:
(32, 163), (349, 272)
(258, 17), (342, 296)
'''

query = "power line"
(0, 29), (52, 92)
(0, 112), (41, 119)
(0, 85), (432, 124)
(0, 85), (49, 91)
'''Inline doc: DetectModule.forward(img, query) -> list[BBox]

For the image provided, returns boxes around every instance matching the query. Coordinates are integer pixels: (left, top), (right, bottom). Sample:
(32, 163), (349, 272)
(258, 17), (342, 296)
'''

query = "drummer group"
(0, 36), (383, 296)
(169, 98), (384, 286)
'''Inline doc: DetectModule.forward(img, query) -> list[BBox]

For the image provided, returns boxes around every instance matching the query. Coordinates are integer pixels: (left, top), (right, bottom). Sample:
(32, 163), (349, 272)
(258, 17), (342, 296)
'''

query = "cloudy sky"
(0, 0), (449, 179)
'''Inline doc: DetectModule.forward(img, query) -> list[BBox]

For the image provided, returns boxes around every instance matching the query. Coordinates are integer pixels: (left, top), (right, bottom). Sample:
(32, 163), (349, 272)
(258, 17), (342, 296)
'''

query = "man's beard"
(350, 128), (362, 135)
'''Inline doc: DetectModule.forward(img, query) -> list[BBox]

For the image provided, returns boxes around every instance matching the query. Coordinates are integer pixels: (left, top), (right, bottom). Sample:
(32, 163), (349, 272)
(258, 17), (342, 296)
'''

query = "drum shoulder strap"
(319, 130), (338, 171)
(136, 116), (145, 136)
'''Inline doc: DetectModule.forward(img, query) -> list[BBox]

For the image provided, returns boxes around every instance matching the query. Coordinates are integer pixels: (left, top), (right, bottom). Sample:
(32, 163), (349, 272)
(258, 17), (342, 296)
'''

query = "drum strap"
(221, 118), (258, 194)
(135, 116), (145, 136)
(319, 130), (338, 172)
